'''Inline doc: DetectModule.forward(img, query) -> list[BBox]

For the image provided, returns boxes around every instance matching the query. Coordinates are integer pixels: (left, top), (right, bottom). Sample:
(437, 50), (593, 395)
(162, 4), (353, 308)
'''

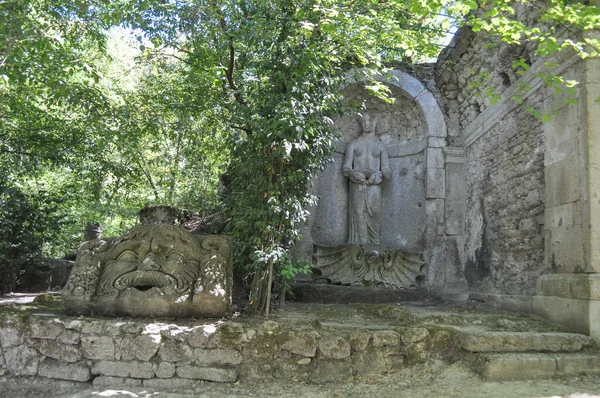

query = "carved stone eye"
(165, 251), (184, 262)
(117, 250), (138, 260)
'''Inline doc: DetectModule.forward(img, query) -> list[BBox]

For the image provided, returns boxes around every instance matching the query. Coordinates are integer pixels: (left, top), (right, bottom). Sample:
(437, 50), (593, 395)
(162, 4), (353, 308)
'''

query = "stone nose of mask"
(139, 255), (161, 271)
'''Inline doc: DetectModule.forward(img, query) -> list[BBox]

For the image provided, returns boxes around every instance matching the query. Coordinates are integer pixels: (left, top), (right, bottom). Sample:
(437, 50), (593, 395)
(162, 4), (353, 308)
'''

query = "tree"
(1, 0), (598, 304)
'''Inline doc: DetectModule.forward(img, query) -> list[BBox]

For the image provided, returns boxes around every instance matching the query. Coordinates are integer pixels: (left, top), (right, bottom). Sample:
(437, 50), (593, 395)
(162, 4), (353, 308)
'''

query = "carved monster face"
(98, 227), (199, 296)
(94, 225), (203, 316)
(63, 224), (233, 318)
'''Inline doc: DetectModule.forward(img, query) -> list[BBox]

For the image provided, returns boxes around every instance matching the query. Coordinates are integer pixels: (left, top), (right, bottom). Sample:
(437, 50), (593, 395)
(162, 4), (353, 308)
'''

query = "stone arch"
(346, 70), (447, 141)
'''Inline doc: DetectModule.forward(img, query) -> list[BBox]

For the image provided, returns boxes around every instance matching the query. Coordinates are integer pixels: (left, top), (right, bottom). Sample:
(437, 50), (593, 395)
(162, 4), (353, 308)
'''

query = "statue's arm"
(381, 144), (392, 179)
(343, 141), (354, 177)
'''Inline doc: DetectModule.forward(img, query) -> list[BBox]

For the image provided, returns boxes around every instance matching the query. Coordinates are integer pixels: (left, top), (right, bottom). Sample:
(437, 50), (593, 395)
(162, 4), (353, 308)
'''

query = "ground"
(2, 361), (600, 397)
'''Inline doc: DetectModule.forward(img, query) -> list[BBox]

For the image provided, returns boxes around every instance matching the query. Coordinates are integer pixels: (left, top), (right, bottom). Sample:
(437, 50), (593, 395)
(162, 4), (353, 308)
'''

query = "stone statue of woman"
(342, 114), (391, 244)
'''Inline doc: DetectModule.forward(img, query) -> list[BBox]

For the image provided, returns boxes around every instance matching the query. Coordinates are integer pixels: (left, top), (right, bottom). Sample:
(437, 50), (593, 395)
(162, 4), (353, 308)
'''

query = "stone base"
(290, 282), (429, 304)
(533, 274), (600, 343)
(533, 295), (600, 342)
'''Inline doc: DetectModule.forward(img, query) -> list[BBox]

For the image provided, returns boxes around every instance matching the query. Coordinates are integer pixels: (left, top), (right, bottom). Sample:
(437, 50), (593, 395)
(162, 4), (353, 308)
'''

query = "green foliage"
(0, 182), (63, 293)
(0, 0), (598, 307)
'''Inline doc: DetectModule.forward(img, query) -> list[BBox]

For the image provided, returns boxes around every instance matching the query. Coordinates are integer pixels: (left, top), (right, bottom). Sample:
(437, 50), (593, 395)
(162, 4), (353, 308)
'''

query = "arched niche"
(307, 71), (447, 255)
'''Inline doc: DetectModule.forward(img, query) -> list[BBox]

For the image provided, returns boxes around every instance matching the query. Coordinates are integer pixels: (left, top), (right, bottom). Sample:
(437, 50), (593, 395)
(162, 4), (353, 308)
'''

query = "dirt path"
(2, 361), (600, 398)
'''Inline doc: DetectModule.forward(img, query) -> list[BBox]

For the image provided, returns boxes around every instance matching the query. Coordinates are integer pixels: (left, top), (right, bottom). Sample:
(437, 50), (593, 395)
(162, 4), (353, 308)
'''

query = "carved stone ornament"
(62, 225), (232, 318)
(313, 244), (425, 290)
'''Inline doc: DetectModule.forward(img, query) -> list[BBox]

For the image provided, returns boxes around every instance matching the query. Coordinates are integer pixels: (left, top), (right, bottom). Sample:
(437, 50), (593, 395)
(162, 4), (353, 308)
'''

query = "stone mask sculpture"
(62, 224), (232, 318)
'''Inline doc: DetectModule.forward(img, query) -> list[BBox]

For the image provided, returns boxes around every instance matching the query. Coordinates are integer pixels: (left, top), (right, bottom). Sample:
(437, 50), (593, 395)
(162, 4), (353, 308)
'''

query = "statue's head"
(358, 113), (377, 134)
(62, 224), (232, 318)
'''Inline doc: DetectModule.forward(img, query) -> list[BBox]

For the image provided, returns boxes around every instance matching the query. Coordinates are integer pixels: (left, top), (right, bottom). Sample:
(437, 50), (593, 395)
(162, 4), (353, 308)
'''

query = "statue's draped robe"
(347, 178), (383, 244)
(343, 135), (391, 245)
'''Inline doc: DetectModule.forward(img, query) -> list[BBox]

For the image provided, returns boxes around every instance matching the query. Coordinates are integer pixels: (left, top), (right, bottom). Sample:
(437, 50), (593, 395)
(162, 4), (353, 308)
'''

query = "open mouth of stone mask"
(115, 270), (178, 293)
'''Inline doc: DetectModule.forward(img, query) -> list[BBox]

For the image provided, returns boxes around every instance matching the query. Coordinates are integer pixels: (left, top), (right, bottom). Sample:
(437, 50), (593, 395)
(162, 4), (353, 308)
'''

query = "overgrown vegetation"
(0, 0), (598, 304)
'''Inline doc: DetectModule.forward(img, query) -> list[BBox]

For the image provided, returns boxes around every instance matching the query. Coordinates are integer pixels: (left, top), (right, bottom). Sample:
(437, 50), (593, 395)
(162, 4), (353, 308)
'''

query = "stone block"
(387, 70), (425, 98)
(318, 336), (351, 359)
(35, 339), (82, 363)
(80, 320), (105, 335)
(372, 331), (401, 347)
(0, 316), (25, 348)
(132, 334), (161, 361)
(61, 320), (83, 331)
(416, 91), (446, 138)
(158, 340), (194, 362)
(154, 361), (176, 378)
(159, 325), (191, 342)
(545, 225), (585, 273)
(4, 346), (40, 376)
(57, 330), (81, 345)
(257, 320), (282, 336)
(476, 353), (557, 381)
(426, 148), (444, 169)
(555, 353), (600, 374)
(188, 324), (217, 348)
(273, 360), (309, 381)
(545, 150), (580, 208)
(81, 335), (115, 360)
(460, 331), (592, 353)
(426, 168), (445, 199)
(533, 295), (600, 342)
(445, 162), (466, 236)
(92, 376), (142, 387)
(545, 137), (577, 167)
(176, 366), (238, 382)
(545, 202), (582, 230)
(543, 104), (579, 150)
(38, 358), (91, 382)
(205, 322), (245, 349)
(428, 137), (446, 148)
(309, 358), (353, 383)
(348, 331), (371, 352)
(92, 360), (155, 379)
(143, 378), (195, 390)
(239, 363), (274, 381)
(401, 328), (430, 344)
(194, 348), (242, 366)
(537, 274), (600, 301)
(28, 319), (64, 340)
(585, 56), (600, 84)
(351, 347), (387, 376)
(281, 331), (318, 357)
(121, 322), (145, 334)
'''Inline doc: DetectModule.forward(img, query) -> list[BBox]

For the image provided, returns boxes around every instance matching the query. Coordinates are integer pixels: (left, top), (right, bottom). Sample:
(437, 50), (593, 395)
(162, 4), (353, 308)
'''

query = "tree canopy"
(1, 0), (598, 302)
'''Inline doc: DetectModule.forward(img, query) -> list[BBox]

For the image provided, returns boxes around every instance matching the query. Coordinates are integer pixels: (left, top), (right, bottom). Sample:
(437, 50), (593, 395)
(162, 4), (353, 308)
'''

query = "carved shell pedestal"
(312, 244), (426, 290)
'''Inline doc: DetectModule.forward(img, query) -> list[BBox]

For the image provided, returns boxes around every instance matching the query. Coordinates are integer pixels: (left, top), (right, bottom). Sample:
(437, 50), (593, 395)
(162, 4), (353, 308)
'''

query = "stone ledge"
(536, 274), (600, 301)
(460, 331), (592, 353)
(474, 352), (600, 381)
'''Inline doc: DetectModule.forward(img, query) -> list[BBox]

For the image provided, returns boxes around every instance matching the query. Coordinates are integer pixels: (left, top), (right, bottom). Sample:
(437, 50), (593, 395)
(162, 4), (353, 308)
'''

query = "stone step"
(473, 352), (600, 381)
(459, 331), (593, 353)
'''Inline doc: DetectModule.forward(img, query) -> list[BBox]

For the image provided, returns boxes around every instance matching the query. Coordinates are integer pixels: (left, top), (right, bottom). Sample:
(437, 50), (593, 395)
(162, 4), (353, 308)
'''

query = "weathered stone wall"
(434, 9), (600, 304)
(435, 18), (547, 296)
(0, 313), (450, 386)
